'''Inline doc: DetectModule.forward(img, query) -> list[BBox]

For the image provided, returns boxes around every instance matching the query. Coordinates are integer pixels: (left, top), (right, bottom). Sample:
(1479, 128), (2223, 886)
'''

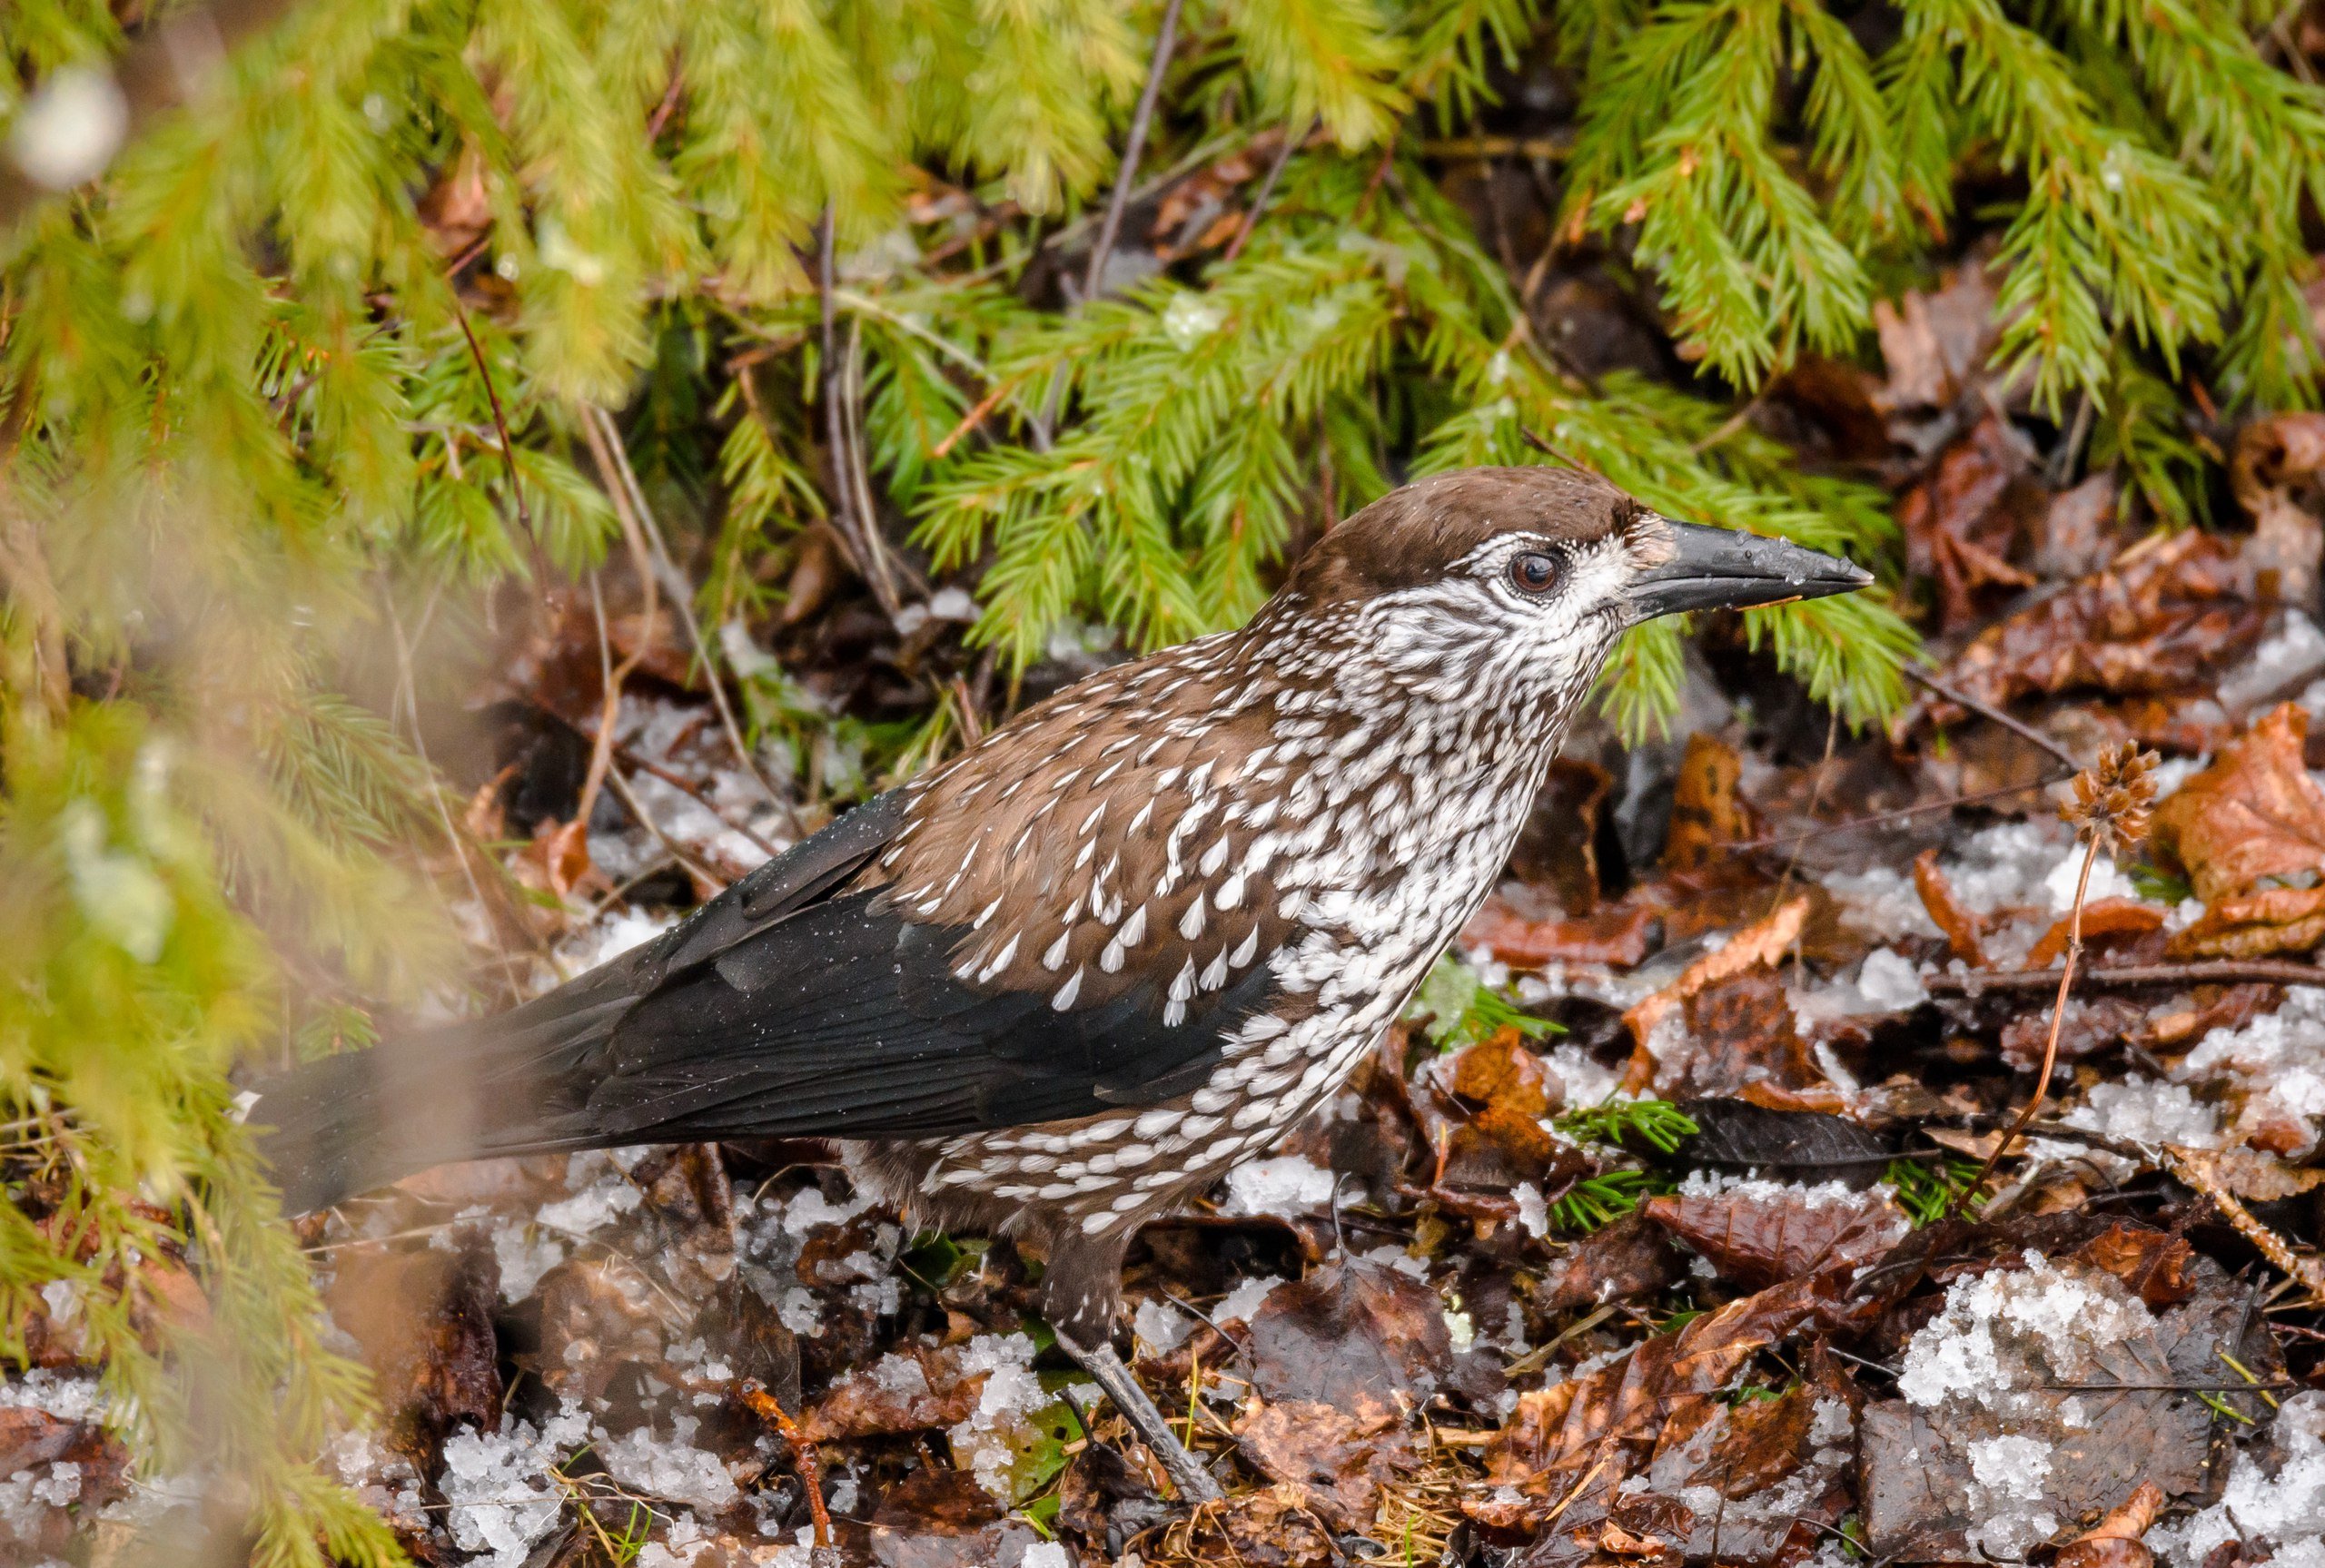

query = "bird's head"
(1260, 465), (1872, 714)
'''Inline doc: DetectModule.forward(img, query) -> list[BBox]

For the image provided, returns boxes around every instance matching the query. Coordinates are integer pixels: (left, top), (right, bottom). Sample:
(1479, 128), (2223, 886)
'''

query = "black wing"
(256, 787), (1271, 1208)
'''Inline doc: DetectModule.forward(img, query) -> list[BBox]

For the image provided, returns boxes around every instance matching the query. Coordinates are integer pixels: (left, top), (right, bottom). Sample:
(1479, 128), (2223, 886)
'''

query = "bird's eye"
(1509, 551), (1560, 596)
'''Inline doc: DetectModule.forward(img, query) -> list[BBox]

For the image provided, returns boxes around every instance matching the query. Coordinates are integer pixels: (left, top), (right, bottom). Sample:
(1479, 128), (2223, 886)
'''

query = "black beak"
(1628, 519), (1874, 621)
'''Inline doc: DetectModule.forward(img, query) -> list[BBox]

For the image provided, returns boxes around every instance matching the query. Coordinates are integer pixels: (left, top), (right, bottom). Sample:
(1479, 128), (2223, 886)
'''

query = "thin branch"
(600, 766), (726, 892)
(816, 206), (905, 618)
(451, 297), (533, 537)
(737, 1381), (832, 1548)
(1959, 835), (2098, 1208)
(1905, 664), (2083, 772)
(580, 403), (788, 816)
(575, 571), (648, 846)
(1083, 0), (1186, 304)
(1925, 959), (2325, 995)
(1223, 119), (1308, 263)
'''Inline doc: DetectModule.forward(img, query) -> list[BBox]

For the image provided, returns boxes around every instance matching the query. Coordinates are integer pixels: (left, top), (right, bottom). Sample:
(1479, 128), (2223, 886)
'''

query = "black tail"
(251, 959), (643, 1214)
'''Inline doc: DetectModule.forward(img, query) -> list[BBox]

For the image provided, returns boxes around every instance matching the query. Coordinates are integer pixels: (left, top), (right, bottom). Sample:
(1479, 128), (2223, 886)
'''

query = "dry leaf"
(1622, 896), (1808, 1055)
(1462, 898), (1656, 967)
(2152, 703), (2325, 900)
(2054, 1481), (2164, 1568)
(1663, 734), (1754, 871)
(2025, 897), (2163, 967)
(1913, 848), (1984, 964)
(2166, 883), (2325, 959)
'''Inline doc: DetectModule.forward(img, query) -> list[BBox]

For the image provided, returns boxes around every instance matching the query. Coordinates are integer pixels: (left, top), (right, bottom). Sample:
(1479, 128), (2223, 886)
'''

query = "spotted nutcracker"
(254, 465), (1870, 1501)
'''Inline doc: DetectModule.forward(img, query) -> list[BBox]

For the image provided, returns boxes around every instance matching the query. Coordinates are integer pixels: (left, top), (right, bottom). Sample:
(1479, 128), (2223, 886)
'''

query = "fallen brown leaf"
(1233, 1395), (1417, 1531)
(1914, 848), (1985, 964)
(2026, 897), (2163, 967)
(1461, 897), (1656, 967)
(2166, 883), (2325, 959)
(1621, 896), (1808, 1059)
(1640, 1181), (1909, 1291)
(1915, 530), (2267, 721)
(1663, 733), (1755, 872)
(2054, 1481), (2165, 1568)
(2152, 703), (2325, 900)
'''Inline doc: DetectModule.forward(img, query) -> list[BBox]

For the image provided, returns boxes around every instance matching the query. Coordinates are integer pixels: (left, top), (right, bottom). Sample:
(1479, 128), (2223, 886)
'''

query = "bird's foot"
(1057, 1335), (1227, 1505)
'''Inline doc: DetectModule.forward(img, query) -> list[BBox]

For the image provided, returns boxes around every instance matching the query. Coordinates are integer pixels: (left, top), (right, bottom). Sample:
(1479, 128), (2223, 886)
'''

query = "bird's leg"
(1042, 1228), (1224, 1504)
(1055, 1331), (1225, 1504)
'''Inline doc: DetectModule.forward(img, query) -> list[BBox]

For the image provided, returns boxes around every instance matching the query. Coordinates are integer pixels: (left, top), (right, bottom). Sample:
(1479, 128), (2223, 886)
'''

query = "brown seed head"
(2062, 741), (2161, 857)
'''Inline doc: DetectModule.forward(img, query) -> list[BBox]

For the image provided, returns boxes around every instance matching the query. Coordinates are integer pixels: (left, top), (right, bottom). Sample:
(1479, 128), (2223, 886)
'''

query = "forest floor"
(15, 247), (2325, 1568)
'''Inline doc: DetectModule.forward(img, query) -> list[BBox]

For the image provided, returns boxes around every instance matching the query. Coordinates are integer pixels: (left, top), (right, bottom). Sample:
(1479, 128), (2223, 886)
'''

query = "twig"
(1728, 777), (2063, 851)
(614, 742), (787, 859)
(1925, 959), (2325, 996)
(2169, 1148), (2325, 1298)
(1222, 119), (1309, 263)
(1082, 0), (1185, 304)
(576, 571), (649, 844)
(580, 403), (788, 816)
(1905, 664), (2083, 772)
(1417, 134), (1577, 162)
(737, 1381), (831, 1549)
(814, 206), (905, 618)
(600, 767), (726, 892)
(450, 297), (533, 536)
(1958, 835), (2100, 1209)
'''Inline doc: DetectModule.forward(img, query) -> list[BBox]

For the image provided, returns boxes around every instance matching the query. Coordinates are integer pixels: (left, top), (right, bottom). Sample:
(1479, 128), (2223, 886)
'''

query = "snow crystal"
(491, 1218), (567, 1302)
(1795, 947), (1927, 1021)
(559, 907), (678, 975)
(1897, 1254), (2155, 1416)
(1542, 1042), (1622, 1109)
(1217, 1154), (1338, 1218)
(1965, 1434), (2058, 1559)
(2042, 848), (2138, 912)
(1133, 1297), (1192, 1353)
(599, 1416), (740, 1514)
(2065, 1077), (2219, 1149)
(0, 1460), (80, 1543)
(1855, 948), (1929, 1011)
(535, 1159), (644, 1239)
(2220, 611), (2325, 714)
(946, 1334), (1052, 1497)
(1444, 1309), (1476, 1354)
(872, 1354), (930, 1396)
(2154, 1390), (2325, 1567)
(1022, 1543), (1073, 1568)
(2179, 988), (2325, 1154)
(1214, 1275), (1284, 1324)
(1512, 1180), (1549, 1239)
(440, 1402), (594, 1567)
(0, 1372), (104, 1425)
(1808, 1396), (1853, 1450)
(777, 1287), (824, 1336)
(1941, 821), (2071, 914)
(780, 1183), (875, 1238)
(1360, 1242), (1432, 1279)
(1819, 864), (1944, 942)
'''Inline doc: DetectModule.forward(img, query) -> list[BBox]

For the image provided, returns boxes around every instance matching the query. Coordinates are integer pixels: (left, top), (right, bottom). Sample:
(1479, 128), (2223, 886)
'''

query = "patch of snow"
(440, 1401), (595, 1567)
(1542, 1043), (1622, 1109)
(2149, 754), (2209, 800)
(1855, 948), (1928, 1010)
(1512, 1181), (1549, 1239)
(2221, 611), (2325, 714)
(559, 907), (678, 975)
(1897, 1253), (2155, 1417)
(491, 1218), (567, 1302)
(599, 1416), (740, 1514)
(2043, 848), (2138, 912)
(780, 1184), (875, 1238)
(946, 1334), (1051, 1497)
(1444, 1310), (1475, 1354)
(2154, 1389), (2325, 1567)
(535, 1156), (644, 1238)
(0, 1372), (104, 1425)
(1214, 1276), (1283, 1324)
(1818, 864), (1944, 942)
(1360, 1243), (1431, 1280)
(2178, 987), (2325, 1154)
(1022, 1543), (1073, 1568)
(1217, 1154), (1337, 1218)
(1133, 1297), (1192, 1353)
